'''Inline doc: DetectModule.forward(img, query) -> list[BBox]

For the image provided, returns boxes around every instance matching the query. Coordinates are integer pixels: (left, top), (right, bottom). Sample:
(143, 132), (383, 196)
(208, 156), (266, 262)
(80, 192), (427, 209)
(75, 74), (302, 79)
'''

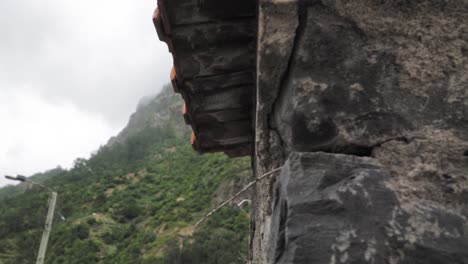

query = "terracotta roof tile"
(154, 0), (256, 157)
(170, 66), (179, 92)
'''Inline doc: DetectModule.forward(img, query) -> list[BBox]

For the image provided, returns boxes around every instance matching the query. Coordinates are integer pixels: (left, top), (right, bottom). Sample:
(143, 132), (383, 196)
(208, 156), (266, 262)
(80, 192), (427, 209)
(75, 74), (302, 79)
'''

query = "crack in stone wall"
(252, 1), (298, 263)
(253, 0), (468, 263)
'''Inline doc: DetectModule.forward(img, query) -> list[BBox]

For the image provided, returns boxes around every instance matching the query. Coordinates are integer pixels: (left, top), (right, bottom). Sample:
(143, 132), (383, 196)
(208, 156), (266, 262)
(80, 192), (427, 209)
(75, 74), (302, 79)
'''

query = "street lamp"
(5, 175), (57, 264)
(5, 175), (27, 182)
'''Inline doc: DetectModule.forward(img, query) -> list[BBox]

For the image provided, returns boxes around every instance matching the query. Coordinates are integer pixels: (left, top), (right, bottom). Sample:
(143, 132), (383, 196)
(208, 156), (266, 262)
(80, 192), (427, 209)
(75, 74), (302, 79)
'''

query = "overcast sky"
(0, 0), (172, 187)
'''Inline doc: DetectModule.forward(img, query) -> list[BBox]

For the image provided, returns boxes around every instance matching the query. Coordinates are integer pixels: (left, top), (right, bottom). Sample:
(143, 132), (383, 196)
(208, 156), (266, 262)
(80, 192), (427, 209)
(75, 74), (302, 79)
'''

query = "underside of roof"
(153, 0), (257, 157)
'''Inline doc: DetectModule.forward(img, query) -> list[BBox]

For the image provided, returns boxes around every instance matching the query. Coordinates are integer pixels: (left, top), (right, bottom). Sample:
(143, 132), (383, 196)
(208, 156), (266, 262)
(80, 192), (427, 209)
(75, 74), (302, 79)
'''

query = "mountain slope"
(0, 85), (252, 264)
(108, 84), (188, 146)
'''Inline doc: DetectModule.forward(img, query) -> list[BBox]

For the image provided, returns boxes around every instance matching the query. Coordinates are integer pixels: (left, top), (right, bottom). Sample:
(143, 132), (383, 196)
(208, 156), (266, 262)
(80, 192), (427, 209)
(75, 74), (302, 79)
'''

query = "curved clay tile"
(154, 0), (255, 157)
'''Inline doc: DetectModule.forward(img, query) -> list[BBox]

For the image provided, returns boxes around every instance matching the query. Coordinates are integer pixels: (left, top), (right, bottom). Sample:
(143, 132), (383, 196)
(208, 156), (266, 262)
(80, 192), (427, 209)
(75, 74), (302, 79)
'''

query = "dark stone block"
(273, 3), (468, 152)
(268, 152), (468, 264)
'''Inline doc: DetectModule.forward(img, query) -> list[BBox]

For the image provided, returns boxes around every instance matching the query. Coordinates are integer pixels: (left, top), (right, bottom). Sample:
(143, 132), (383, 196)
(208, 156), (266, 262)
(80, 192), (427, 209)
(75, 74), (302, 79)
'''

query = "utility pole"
(5, 175), (59, 264)
(36, 191), (57, 264)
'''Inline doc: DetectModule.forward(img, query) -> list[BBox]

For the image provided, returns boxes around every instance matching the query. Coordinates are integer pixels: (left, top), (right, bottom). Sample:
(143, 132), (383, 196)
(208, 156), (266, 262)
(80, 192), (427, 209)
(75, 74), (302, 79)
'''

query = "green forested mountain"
(0, 85), (251, 264)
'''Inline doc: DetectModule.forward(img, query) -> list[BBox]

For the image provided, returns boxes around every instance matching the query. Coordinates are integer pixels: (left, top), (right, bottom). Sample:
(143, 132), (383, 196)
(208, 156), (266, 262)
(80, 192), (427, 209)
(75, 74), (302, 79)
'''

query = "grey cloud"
(0, 0), (172, 126)
(6, 145), (23, 159)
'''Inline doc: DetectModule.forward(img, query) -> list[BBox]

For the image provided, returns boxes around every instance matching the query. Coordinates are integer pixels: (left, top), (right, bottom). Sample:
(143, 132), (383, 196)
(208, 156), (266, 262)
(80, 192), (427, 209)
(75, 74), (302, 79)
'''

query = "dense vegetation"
(0, 86), (251, 264)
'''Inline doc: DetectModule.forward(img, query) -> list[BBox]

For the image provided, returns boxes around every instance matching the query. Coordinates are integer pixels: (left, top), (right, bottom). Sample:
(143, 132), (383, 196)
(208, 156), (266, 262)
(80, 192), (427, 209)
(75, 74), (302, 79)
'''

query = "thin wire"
(195, 166), (283, 227)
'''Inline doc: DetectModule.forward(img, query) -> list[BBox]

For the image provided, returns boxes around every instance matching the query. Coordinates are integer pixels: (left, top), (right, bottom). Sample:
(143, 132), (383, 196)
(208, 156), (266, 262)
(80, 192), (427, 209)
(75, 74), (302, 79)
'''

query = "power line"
(195, 166), (283, 227)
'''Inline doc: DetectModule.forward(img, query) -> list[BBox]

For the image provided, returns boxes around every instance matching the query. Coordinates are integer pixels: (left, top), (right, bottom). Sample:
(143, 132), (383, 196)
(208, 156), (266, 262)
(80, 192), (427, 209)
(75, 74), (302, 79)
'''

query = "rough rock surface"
(273, 1), (468, 153)
(251, 1), (295, 261)
(253, 0), (468, 263)
(268, 152), (468, 264)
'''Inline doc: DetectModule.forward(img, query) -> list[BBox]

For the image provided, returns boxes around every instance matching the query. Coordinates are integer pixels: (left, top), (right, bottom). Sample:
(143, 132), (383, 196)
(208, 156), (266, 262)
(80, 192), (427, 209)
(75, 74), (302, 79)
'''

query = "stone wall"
(253, 0), (468, 263)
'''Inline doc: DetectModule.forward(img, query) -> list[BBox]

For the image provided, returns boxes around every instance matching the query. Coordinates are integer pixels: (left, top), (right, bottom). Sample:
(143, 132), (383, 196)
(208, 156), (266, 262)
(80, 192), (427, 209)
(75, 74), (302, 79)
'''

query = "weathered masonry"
(155, 1), (468, 263)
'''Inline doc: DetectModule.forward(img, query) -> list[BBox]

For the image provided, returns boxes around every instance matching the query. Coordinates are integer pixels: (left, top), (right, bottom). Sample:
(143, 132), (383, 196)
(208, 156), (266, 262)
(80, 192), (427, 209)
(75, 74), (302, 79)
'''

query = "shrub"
(72, 224), (90, 240)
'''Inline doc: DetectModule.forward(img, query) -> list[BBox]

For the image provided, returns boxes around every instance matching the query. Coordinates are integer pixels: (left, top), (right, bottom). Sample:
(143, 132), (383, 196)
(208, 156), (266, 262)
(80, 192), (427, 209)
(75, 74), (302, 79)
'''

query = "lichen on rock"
(253, 0), (468, 263)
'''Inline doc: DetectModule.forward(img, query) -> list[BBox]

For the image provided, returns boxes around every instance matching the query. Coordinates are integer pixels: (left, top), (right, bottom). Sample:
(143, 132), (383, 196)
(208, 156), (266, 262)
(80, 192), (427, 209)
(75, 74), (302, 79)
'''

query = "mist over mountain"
(0, 85), (251, 264)
(107, 84), (188, 146)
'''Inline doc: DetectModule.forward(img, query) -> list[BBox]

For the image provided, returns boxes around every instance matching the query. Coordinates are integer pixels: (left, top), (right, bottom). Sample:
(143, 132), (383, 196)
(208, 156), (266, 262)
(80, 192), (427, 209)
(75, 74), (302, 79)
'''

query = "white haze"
(0, 0), (172, 186)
